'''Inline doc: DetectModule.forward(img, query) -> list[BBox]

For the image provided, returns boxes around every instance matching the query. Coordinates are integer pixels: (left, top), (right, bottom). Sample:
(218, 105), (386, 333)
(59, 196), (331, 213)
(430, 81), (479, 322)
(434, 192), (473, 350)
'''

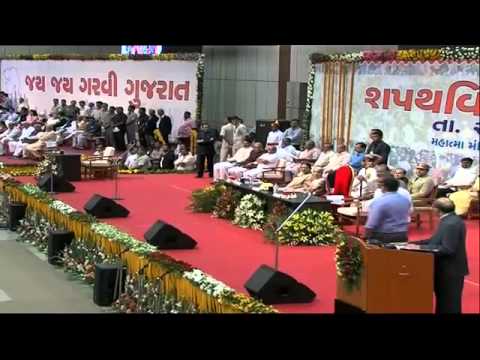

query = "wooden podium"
(335, 237), (434, 313)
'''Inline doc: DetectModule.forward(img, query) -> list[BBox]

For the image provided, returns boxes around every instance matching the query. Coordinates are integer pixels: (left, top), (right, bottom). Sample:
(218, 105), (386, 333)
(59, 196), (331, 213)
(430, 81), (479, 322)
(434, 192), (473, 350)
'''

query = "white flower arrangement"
(183, 269), (235, 300)
(233, 194), (266, 230)
(91, 222), (156, 256)
(21, 184), (44, 197)
(50, 200), (76, 215)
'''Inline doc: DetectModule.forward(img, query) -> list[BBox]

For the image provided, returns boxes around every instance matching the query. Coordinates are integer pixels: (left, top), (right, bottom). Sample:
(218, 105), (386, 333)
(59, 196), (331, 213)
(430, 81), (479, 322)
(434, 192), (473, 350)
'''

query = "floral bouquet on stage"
(233, 194), (266, 230)
(189, 183), (226, 213)
(213, 187), (243, 220)
(335, 233), (363, 292)
(277, 209), (339, 246)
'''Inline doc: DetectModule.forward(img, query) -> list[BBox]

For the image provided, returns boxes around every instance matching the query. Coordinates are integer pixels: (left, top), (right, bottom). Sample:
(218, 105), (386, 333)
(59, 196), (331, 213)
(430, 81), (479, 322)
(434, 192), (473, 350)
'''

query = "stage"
(15, 173), (480, 313)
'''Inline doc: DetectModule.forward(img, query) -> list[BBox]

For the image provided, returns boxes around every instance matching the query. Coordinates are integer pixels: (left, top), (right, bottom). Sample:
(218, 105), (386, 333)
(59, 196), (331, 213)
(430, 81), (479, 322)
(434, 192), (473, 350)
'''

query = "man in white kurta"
(266, 122), (284, 146)
(8, 123), (36, 155)
(243, 145), (280, 179)
(350, 156), (378, 198)
(174, 145), (196, 171)
(313, 143), (335, 169)
(233, 117), (249, 154)
(213, 139), (253, 181)
(322, 144), (352, 175)
(219, 118), (236, 162)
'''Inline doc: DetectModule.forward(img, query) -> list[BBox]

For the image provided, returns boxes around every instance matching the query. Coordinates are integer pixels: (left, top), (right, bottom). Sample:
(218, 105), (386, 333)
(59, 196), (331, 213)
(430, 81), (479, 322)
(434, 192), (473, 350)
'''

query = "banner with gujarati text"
(312, 61), (479, 179)
(0, 59), (198, 137)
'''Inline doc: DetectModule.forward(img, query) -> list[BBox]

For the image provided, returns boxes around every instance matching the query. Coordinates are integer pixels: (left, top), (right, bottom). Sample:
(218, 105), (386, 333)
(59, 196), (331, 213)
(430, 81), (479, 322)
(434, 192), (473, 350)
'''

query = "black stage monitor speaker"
(244, 265), (316, 304)
(84, 194), (129, 218)
(144, 220), (197, 249)
(55, 154), (81, 181)
(93, 263), (126, 306)
(37, 174), (75, 193)
(8, 202), (27, 231)
(47, 230), (74, 265)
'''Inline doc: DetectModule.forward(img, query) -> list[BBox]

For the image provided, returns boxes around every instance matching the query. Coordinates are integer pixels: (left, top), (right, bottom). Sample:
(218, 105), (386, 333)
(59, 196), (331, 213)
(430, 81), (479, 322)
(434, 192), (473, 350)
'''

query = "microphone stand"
(273, 191), (313, 270)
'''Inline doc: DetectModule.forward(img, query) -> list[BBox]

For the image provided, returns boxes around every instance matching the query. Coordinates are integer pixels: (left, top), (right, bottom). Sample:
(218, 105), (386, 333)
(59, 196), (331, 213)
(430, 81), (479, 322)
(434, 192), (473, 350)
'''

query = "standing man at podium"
(411, 198), (469, 314)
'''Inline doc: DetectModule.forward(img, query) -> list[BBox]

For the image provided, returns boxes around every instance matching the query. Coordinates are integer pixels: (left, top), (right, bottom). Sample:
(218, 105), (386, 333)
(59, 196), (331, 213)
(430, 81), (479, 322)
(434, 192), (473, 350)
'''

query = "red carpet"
(17, 174), (480, 313)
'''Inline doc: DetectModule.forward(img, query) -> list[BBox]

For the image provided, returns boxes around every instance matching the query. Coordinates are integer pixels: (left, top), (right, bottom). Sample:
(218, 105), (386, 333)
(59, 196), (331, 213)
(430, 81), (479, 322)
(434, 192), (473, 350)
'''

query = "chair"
(260, 159), (291, 185)
(329, 165), (355, 197)
(337, 198), (368, 236)
(411, 186), (438, 229)
(81, 146), (117, 179)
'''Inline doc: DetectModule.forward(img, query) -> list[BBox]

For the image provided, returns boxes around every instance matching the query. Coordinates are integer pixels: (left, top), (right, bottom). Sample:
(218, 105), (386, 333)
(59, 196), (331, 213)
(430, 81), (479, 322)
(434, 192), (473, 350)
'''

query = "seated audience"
(25, 109), (39, 125)
(149, 142), (175, 170)
(393, 167), (409, 189)
(276, 137), (299, 161)
(349, 142), (366, 172)
(337, 171), (412, 217)
(132, 148), (151, 170)
(8, 123), (37, 156)
(408, 163), (435, 200)
(0, 123), (21, 155)
(0, 121), (7, 135)
(448, 175), (480, 216)
(174, 144), (196, 171)
(364, 177), (411, 243)
(286, 140), (320, 175)
(313, 143), (335, 169)
(350, 156), (377, 199)
(303, 166), (326, 195)
(322, 143), (351, 188)
(242, 145), (280, 180)
(213, 137), (253, 181)
(23, 125), (57, 160)
(227, 142), (265, 179)
(123, 146), (139, 169)
(72, 116), (89, 149)
(279, 163), (312, 192)
(437, 157), (477, 198)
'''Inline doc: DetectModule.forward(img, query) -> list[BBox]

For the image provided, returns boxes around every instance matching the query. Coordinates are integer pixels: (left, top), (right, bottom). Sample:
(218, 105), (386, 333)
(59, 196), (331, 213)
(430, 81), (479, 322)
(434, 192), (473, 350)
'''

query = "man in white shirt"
(78, 101), (88, 117)
(437, 157), (478, 197)
(8, 123), (35, 155)
(0, 122), (19, 155)
(219, 117), (236, 162)
(10, 123), (42, 157)
(174, 144), (196, 171)
(313, 143), (335, 169)
(322, 143), (351, 188)
(124, 147), (139, 169)
(266, 121), (284, 146)
(214, 138), (253, 181)
(233, 117), (248, 154)
(277, 137), (299, 162)
(243, 145), (280, 179)
(350, 155), (378, 199)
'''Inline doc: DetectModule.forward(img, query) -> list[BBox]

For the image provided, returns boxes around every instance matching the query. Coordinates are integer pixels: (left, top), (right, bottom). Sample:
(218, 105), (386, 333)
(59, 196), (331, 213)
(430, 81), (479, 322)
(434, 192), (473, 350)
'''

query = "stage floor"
(16, 174), (480, 313)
